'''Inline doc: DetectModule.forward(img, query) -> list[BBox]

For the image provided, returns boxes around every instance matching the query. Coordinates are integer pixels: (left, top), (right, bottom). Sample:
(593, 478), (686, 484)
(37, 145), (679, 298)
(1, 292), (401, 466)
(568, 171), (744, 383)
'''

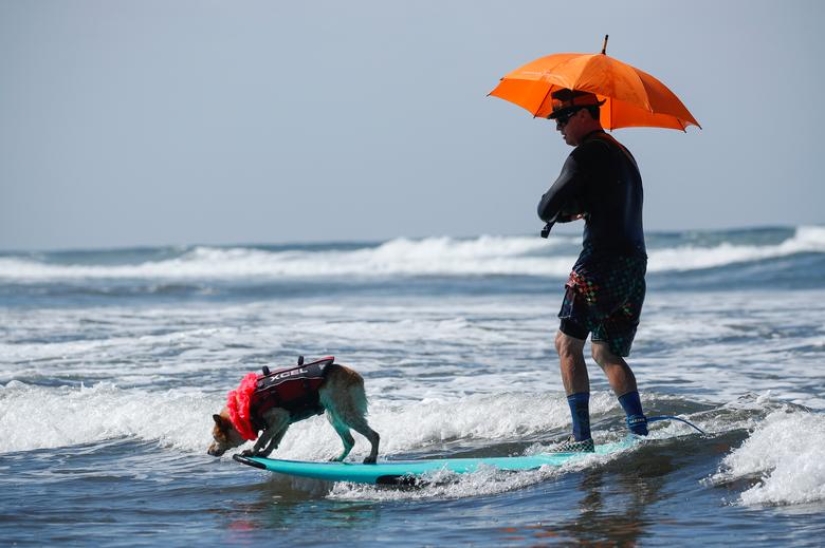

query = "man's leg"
(556, 330), (589, 395)
(590, 341), (637, 395)
(555, 330), (592, 443)
(591, 341), (647, 435)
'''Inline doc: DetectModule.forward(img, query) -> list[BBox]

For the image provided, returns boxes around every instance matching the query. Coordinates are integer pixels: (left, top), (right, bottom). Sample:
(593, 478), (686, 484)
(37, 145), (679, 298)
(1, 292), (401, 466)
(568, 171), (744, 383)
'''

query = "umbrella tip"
(601, 34), (609, 55)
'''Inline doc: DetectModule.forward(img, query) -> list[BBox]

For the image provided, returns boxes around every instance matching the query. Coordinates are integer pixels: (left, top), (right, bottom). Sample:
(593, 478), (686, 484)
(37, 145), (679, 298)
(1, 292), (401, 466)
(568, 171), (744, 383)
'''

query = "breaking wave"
(0, 226), (822, 282)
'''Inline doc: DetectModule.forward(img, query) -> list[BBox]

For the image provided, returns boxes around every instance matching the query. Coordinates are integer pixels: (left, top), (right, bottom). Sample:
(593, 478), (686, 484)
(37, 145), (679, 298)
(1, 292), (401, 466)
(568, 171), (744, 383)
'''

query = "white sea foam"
(0, 381), (217, 454)
(0, 381), (614, 457)
(1, 226), (821, 281)
(709, 409), (825, 507)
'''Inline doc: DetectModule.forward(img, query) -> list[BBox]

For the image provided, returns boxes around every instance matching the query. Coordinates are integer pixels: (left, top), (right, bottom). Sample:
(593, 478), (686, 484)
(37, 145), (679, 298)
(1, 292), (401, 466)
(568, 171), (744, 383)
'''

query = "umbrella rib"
(625, 66), (654, 113)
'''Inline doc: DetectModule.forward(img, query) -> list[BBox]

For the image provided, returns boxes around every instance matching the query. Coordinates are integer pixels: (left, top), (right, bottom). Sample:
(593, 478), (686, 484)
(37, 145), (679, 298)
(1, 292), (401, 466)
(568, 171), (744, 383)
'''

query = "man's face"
(555, 108), (585, 146)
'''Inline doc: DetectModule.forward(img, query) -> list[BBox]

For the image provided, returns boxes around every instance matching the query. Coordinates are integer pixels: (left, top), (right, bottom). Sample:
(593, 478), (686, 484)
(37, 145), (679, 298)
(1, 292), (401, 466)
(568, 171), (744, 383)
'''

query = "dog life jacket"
(227, 356), (334, 441)
(249, 356), (334, 427)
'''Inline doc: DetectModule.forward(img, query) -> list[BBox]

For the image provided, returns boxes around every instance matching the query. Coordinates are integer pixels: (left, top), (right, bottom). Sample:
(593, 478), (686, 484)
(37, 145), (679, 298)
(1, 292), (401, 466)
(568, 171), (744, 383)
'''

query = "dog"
(207, 357), (380, 464)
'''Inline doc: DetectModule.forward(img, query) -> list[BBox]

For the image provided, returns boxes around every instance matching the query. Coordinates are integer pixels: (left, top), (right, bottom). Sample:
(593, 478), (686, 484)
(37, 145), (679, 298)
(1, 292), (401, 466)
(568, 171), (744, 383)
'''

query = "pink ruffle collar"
(226, 372), (259, 441)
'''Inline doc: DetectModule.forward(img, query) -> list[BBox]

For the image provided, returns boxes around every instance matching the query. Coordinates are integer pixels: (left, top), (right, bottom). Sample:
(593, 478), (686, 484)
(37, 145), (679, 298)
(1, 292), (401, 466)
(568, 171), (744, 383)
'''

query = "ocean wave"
(2, 382), (815, 504)
(0, 381), (709, 457)
(0, 235), (572, 280)
(709, 408), (825, 507)
(0, 381), (576, 455)
(648, 225), (825, 272)
(0, 381), (216, 454)
(0, 226), (822, 282)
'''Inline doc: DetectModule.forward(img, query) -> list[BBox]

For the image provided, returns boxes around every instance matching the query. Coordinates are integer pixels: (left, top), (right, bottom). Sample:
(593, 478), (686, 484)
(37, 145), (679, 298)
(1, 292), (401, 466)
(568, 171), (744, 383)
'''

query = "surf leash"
(647, 415), (707, 435)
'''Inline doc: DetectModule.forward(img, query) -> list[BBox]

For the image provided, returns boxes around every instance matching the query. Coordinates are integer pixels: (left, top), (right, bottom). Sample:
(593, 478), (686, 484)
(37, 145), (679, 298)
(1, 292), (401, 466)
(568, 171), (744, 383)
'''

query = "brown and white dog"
(207, 357), (380, 463)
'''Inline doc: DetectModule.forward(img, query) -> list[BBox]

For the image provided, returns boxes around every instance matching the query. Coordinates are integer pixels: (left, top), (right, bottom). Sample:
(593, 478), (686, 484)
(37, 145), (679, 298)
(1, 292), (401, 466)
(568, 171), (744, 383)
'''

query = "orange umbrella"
(489, 36), (700, 131)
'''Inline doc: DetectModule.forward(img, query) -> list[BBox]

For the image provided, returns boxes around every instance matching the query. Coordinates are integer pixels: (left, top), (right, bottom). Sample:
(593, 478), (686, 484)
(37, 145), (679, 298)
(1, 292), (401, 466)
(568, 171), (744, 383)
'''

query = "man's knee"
(591, 341), (618, 367)
(555, 328), (586, 358)
(558, 319), (588, 344)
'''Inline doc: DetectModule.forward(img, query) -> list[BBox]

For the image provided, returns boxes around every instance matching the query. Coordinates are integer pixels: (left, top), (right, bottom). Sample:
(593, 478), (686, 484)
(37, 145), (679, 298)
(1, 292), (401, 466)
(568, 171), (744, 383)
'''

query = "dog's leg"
(259, 425), (289, 457)
(329, 417), (355, 462)
(320, 364), (381, 463)
(346, 417), (380, 464)
(327, 405), (380, 464)
(250, 409), (291, 457)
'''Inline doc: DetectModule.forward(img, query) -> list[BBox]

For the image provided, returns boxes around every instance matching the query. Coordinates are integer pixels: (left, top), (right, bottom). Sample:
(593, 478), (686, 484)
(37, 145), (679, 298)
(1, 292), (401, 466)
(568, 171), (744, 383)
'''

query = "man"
(537, 89), (648, 452)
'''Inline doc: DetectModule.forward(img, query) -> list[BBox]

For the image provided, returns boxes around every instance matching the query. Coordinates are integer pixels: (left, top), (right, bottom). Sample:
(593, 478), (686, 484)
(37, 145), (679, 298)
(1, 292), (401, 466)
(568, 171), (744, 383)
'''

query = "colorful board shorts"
(557, 253), (647, 357)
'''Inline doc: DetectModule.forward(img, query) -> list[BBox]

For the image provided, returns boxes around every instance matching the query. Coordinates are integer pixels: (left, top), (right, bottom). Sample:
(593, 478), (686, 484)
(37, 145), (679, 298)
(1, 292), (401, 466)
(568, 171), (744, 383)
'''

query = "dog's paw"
(239, 449), (255, 457)
(362, 456), (377, 465)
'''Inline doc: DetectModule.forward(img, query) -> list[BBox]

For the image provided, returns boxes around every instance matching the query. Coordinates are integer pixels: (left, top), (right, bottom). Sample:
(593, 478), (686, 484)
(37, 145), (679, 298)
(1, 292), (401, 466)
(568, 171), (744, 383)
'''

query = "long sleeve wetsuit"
(538, 130), (646, 257)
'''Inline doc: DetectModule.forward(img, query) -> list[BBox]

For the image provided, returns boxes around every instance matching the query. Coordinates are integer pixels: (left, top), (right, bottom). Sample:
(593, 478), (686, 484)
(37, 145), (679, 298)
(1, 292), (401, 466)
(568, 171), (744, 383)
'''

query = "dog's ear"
(213, 414), (223, 426)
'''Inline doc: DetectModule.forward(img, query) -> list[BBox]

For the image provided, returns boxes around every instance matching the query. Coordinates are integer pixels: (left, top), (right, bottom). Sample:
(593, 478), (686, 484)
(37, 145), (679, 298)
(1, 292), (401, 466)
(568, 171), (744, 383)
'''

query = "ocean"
(1, 225), (824, 547)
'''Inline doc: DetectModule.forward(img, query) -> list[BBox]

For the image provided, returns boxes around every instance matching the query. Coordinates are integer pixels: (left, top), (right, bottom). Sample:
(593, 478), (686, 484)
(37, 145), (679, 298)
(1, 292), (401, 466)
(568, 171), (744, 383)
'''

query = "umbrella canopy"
(489, 37), (700, 131)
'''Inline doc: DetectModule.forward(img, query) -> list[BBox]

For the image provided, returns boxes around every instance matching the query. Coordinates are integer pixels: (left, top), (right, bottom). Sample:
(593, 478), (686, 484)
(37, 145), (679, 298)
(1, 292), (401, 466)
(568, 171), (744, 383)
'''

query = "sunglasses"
(554, 107), (583, 126)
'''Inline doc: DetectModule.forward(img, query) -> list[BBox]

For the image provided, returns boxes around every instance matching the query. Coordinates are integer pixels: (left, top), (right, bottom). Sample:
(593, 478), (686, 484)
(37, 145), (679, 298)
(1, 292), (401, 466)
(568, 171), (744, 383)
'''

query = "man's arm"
(537, 154), (584, 223)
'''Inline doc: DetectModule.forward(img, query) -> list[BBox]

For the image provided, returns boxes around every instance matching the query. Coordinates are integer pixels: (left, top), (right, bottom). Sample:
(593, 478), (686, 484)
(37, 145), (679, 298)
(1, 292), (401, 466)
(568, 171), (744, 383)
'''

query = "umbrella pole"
(601, 34), (609, 55)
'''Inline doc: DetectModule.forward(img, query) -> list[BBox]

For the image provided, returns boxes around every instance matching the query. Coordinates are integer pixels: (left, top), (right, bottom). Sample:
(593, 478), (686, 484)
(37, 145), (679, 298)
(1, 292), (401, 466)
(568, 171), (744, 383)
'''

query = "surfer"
(537, 89), (649, 452)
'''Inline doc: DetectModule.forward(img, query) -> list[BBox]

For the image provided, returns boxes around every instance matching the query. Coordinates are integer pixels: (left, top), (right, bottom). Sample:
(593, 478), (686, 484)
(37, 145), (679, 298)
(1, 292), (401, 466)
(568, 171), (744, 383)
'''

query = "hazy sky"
(2, 0), (823, 250)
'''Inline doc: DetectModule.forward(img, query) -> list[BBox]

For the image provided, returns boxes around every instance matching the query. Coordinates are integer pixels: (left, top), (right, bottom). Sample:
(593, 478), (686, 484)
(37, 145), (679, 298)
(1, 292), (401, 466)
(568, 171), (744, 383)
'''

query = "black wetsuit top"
(538, 130), (646, 257)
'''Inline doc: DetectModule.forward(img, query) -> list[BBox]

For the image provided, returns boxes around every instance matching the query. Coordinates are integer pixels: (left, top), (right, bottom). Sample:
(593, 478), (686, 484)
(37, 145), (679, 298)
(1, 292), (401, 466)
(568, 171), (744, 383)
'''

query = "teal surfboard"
(232, 440), (635, 485)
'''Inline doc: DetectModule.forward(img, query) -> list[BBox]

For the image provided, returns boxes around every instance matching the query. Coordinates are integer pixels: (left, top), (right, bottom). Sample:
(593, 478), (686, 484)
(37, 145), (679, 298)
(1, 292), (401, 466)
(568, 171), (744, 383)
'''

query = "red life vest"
(226, 357), (334, 441)
(250, 356), (333, 426)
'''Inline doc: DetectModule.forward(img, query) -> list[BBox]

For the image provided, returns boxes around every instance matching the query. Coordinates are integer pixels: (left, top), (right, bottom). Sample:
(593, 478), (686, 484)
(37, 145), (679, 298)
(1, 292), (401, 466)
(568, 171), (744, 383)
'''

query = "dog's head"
(207, 412), (246, 457)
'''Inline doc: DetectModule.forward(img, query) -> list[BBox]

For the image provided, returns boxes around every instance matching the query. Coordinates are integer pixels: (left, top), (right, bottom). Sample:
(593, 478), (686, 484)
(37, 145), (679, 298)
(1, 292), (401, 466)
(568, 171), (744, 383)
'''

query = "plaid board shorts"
(557, 253), (647, 357)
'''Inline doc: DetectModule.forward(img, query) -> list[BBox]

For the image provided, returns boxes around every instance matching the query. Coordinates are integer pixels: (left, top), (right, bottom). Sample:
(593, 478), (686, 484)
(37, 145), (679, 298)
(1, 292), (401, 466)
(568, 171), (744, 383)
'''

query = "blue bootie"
(626, 414), (648, 436)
